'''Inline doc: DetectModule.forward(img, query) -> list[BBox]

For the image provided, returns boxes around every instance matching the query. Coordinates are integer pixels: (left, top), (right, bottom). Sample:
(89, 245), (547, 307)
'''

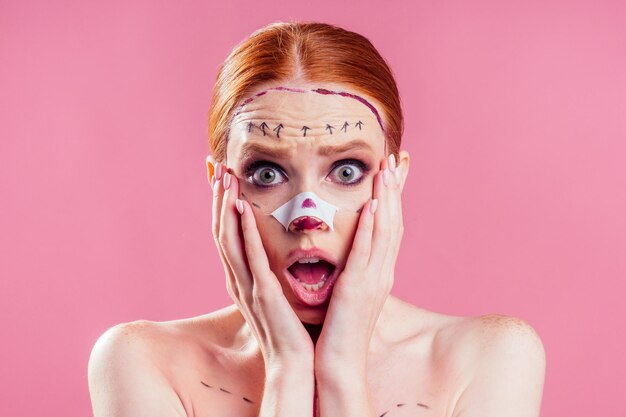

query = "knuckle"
(217, 231), (228, 248)
(226, 282), (240, 300)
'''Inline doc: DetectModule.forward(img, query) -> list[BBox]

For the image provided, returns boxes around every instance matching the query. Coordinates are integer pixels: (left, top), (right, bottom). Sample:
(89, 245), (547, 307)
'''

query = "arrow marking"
(259, 122), (269, 136)
(273, 123), (284, 138)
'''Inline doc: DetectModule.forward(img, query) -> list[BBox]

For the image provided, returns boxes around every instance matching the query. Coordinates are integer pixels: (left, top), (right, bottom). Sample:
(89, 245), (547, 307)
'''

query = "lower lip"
(283, 265), (340, 307)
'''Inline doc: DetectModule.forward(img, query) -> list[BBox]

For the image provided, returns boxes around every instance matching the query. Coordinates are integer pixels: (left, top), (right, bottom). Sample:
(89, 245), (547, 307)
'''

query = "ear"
(397, 150), (410, 191)
(206, 155), (216, 184)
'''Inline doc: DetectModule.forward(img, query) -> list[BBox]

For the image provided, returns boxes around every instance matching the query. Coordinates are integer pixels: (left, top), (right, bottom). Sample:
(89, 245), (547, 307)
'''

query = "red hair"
(208, 21), (403, 162)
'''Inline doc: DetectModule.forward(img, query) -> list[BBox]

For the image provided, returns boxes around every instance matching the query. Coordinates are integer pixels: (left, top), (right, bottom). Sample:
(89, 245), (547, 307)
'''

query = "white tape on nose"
(270, 191), (338, 231)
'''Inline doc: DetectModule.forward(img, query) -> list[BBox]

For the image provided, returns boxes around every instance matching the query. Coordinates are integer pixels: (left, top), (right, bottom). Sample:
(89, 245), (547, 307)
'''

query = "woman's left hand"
(314, 154), (404, 381)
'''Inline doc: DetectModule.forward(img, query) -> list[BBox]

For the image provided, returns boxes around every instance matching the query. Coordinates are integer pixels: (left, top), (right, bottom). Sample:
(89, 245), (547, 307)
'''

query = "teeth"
(296, 277), (326, 292)
(297, 257), (320, 264)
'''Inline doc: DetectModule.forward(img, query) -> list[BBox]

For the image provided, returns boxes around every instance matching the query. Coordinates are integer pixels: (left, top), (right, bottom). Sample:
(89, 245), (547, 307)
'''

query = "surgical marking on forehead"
(244, 120), (365, 138)
(273, 124), (284, 137)
(232, 86), (386, 133)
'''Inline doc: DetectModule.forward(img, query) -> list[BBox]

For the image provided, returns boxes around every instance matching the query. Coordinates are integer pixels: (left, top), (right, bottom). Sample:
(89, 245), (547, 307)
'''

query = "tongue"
(289, 261), (334, 284)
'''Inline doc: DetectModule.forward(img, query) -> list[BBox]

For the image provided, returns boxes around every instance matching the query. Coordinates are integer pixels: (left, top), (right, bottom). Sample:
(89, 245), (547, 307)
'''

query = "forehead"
(227, 87), (386, 161)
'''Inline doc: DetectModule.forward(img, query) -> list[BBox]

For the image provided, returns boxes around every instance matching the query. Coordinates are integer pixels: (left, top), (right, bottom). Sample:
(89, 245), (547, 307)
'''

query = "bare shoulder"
(88, 319), (190, 417)
(386, 298), (545, 415)
(442, 313), (546, 362)
(446, 313), (547, 417)
(88, 306), (243, 417)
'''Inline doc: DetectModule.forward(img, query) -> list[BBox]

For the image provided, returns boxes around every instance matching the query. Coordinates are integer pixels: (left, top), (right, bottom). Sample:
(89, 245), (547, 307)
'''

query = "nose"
(289, 216), (328, 232)
(270, 191), (338, 232)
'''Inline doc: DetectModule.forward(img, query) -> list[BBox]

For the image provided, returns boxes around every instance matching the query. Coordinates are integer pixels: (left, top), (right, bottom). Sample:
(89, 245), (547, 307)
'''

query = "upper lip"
(284, 247), (338, 269)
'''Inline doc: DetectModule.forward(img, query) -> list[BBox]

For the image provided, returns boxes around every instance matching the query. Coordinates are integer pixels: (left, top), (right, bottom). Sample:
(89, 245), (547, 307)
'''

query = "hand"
(314, 154), (404, 380)
(210, 161), (315, 369)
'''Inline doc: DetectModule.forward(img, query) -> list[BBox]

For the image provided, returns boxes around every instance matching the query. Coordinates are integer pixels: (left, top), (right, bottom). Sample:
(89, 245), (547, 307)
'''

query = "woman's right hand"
(210, 160), (314, 370)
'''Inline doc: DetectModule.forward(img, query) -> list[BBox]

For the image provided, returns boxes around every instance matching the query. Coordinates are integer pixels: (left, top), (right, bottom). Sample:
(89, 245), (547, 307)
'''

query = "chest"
(180, 350), (461, 417)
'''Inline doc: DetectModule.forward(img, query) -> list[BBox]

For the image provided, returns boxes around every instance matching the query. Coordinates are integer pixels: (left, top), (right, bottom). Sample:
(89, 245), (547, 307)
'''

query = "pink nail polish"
(383, 169), (389, 187)
(370, 199), (378, 215)
(215, 162), (222, 180)
(388, 154), (396, 172)
(223, 172), (231, 189)
(235, 199), (244, 214)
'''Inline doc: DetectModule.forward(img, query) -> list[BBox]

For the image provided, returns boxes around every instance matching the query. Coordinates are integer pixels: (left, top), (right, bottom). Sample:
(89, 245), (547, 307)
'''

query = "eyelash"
(243, 159), (371, 188)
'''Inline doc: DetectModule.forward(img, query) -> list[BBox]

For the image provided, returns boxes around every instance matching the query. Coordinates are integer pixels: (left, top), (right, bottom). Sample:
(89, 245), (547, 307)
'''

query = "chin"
(293, 303), (328, 325)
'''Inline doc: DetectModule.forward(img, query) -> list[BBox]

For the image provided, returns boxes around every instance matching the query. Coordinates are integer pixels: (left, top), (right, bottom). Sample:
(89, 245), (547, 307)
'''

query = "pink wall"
(1, 0), (624, 415)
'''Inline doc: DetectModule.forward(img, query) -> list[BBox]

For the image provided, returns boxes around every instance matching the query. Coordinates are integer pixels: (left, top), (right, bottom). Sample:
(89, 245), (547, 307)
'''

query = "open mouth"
(284, 253), (340, 306)
(287, 257), (336, 292)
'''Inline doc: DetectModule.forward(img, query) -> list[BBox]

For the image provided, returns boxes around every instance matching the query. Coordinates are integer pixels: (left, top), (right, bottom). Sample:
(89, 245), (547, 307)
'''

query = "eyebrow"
(239, 139), (375, 162)
(317, 139), (374, 156)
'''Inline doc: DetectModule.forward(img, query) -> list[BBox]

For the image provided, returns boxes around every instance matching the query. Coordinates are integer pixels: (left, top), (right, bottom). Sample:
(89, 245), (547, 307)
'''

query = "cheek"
(251, 207), (286, 258)
(331, 206), (364, 257)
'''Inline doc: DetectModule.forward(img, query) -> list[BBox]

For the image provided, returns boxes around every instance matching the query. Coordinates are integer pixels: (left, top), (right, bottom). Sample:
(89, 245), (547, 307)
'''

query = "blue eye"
(328, 160), (368, 186)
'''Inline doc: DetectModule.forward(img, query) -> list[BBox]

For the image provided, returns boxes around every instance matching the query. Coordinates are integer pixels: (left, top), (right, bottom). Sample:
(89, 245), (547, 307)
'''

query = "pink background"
(1, 0), (625, 415)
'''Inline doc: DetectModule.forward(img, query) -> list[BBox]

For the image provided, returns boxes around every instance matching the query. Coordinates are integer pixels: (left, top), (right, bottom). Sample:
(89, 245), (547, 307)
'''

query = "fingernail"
(370, 198), (378, 215)
(215, 162), (223, 180)
(383, 169), (389, 187)
(235, 199), (244, 214)
(210, 175), (215, 189)
(388, 154), (396, 172)
(223, 172), (231, 189)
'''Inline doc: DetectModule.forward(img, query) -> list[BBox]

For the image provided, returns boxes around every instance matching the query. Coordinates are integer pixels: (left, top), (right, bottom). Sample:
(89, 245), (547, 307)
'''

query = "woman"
(89, 22), (545, 417)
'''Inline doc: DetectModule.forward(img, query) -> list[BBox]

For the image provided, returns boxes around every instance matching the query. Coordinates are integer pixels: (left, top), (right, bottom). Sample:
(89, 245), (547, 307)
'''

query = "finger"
(237, 198), (282, 294)
(211, 161), (225, 240)
(219, 170), (254, 292)
(368, 162), (392, 271)
(343, 197), (376, 274)
(211, 164), (243, 303)
(381, 156), (404, 283)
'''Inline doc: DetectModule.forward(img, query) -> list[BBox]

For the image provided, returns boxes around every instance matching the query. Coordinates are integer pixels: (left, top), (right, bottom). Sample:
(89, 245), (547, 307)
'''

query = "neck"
(302, 321), (324, 345)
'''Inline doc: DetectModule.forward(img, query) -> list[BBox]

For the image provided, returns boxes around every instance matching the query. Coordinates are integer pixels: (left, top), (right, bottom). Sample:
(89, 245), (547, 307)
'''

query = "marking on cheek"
(417, 403), (430, 409)
(356, 207), (362, 213)
(396, 403), (405, 407)
(200, 381), (213, 388)
(301, 125), (311, 137)
(302, 198), (316, 208)
(379, 411), (390, 417)
(259, 121), (269, 136)
(219, 387), (231, 394)
(242, 397), (254, 404)
(252, 202), (261, 209)
(247, 122), (254, 132)
(341, 121), (349, 132)
(355, 120), (364, 130)
(273, 123), (284, 138)
(325, 123), (335, 134)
